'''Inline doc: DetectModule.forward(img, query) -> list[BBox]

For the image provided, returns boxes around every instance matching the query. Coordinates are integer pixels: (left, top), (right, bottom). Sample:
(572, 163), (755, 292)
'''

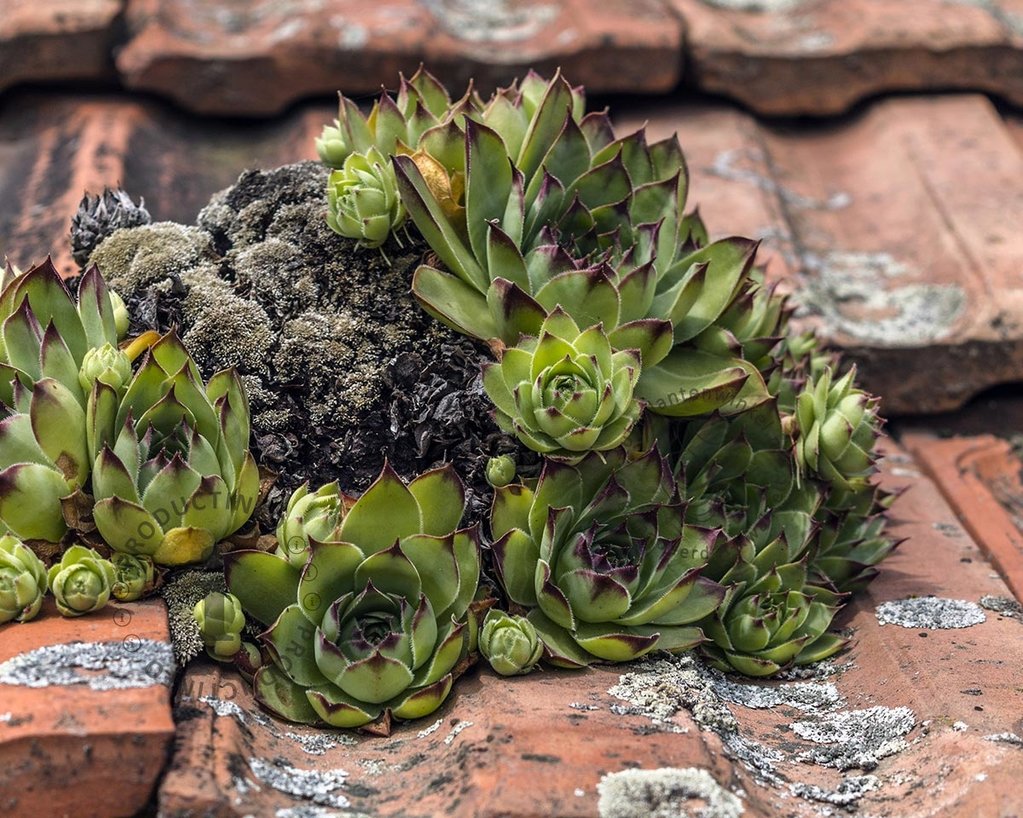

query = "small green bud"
(47, 545), (117, 617)
(485, 455), (517, 488)
(479, 609), (543, 676)
(194, 592), (246, 662)
(316, 120), (350, 169)
(79, 343), (132, 392)
(326, 147), (406, 249)
(275, 482), (347, 568)
(111, 553), (155, 602)
(110, 291), (130, 340)
(0, 535), (48, 624)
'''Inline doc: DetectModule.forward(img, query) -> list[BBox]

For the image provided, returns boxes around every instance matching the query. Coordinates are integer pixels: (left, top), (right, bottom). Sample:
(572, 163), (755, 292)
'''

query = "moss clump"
(89, 222), (214, 291)
(90, 162), (539, 528)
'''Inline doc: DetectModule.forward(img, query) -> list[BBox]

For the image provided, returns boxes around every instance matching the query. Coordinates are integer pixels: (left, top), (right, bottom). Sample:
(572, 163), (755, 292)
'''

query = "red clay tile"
(157, 442), (1023, 818)
(670, 0), (1023, 116)
(903, 433), (1023, 601)
(115, 0), (682, 116)
(0, 598), (176, 818)
(0, 1), (121, 96)
(618, 94), (1023, 415)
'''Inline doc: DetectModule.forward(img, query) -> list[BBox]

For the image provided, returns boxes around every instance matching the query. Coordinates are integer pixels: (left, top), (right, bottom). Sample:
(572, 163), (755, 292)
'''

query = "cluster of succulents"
(2, 68), (894, 738)
(0, 260), (259, 620)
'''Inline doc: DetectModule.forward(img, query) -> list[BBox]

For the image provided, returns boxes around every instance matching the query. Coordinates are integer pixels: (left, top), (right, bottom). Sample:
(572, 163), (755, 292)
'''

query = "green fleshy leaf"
(76, 266), (118, 350)
(354, 542), (422, 599)
(572, 621), (661, 662)
(465, 121), (514, 265)
(389, 674), (454, 721)
(408, 464), (465, 536)
(306, 684), (381, 728)
(339, 463), (422, 553)
(29, 379), (88, 486)
(92, 495), (163, 555)
(92, 447), (140, 504)
(398, 533), (461, 616)
(0, 413), (52, 470)
(393, 155), (486, 291)
(141, 455), (201, 529)
(534, 559), (575, 630)
(297, 541), (365, 624)
(0, 463), (69, 542)
(637, 349), (750, 417)
(224, 550), (301, 626)
(228, 452), (260, 534)
(413, 619), (466, 687)
(667, 238), (758, 342)
(254, 664), (322, 724)
(264, 604), (329, 687)
(526, 609), (591, 668)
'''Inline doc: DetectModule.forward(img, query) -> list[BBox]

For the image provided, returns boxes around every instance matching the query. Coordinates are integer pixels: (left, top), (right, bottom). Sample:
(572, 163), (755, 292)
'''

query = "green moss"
(90, 222), (214, 292)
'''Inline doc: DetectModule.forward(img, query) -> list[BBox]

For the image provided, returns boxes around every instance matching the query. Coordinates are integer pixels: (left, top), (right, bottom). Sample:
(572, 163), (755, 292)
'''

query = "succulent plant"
(91, 332), (259, 566)
(485, 455), (517, 488)
(676, 400), (821, 548)
(111, 553), (155, 602)
(0, 261), (128, 541)
(326, 147), (407, 249)
(79, 342), (132, 392)
(275, 481), (351, 568)
(808, 485), (898, 593)
(70, 188), (152, 269)
(479, 609), (542, 676)
(315, 67), (462, 169)
(490, 447), (724, 667)
(699, 537), (848, 676)
(794, 367), (882, 497)
(390, 73), (771, 417)
(194, 591), (246, 662)
(47, 544), (117, 617)
(225, 464), (479, 728)
(483, 310), (643, 460)
(0, 534), (48, 624)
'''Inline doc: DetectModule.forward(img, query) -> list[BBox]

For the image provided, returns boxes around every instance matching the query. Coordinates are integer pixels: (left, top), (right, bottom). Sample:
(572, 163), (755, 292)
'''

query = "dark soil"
(86, 162), (540, 531)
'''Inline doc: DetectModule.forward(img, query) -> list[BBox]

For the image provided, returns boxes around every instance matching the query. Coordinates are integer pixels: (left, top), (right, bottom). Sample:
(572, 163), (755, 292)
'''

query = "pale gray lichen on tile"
(875, 597), (986, 629)
(0, 640), (174, 690)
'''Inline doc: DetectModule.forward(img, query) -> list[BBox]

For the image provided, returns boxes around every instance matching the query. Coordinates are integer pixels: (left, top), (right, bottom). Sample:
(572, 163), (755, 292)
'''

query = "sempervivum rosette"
(91, 332), (259, 566)
(483, 310), (643, 461)
(225, 464), (479, 729)
(699, 538), (848, 676)
(0, 261), (129, 542)
(490, 447), (725, 667)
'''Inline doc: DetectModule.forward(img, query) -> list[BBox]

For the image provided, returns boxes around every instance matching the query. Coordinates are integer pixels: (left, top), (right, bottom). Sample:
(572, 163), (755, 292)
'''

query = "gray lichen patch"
(790, 774), (880, 807)
(796, 250), (965, 346)
(597, 767), (745, 818)
(980, 594), (1023, 620)
(608, 655), (782, 783)
(774, 660), (849, 681)
(185, 694), (357, 754)
(875, 596), (986, 629)
(790, 706), (916, 771)
(247, 757), (350, 809)
(0, 640), (174, 690)
(710, 673), (843, 713)
(984, 732), (1023, 747)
